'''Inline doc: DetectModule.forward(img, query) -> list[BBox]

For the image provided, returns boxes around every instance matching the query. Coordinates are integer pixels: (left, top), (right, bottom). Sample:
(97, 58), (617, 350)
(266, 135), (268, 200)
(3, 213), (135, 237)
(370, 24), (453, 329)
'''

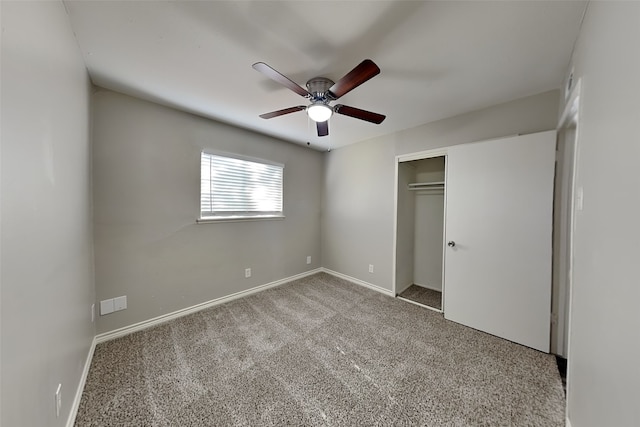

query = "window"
(200, 152), (283, 221)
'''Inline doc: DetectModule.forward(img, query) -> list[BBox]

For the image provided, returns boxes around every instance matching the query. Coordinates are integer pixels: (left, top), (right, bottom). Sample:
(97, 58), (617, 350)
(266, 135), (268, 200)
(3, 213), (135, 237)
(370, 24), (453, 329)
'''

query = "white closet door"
(444, 131), (556, 352)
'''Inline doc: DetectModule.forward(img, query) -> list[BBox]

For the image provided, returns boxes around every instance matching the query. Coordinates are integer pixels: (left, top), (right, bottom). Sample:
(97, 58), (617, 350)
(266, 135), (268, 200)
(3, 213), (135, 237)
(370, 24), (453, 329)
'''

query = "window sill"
(196, 215), (285, 224)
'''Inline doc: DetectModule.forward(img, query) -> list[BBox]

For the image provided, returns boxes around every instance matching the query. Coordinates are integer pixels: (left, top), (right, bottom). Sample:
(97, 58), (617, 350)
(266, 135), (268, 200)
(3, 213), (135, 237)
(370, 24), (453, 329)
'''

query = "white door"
(444, 131), (556, 352)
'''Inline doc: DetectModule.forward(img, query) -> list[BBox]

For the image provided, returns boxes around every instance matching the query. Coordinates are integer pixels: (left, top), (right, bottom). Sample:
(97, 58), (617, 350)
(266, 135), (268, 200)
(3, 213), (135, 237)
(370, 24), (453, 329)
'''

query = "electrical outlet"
(245, 268), (251, 278)
(369, 264), (374, 273)
(91, 303), (95, 322)
(55, 384), (62, 417)
(306, 256), (311, 265)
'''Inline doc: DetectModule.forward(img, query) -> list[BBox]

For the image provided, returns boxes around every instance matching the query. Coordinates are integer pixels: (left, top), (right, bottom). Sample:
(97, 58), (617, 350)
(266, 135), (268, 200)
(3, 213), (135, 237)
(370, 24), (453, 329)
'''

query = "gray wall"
(92, 90), (323, 334)
(564, 3), (640, 426)
(322, 90), (559, 290)
(321, 137), (397, 288)
(413, 193), (444, 290)
(1, 2), (95, 426)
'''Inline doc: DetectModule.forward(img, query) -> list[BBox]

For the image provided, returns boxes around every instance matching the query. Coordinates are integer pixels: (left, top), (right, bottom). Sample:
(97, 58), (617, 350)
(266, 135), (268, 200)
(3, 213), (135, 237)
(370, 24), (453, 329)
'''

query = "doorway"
(394, 152), (447, 312)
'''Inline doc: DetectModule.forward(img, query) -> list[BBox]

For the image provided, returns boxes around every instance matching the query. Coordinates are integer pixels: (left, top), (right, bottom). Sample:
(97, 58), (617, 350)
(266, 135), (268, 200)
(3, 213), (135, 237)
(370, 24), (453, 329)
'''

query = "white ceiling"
(64, 1), (586, 151)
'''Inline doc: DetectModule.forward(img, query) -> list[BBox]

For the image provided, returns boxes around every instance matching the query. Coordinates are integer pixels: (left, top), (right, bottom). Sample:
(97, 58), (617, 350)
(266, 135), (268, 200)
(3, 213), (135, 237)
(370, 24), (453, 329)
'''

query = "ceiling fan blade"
(253, 62), (310, 97)
(259, 106), (306, 119)
(327, 59), (381, 99)
(334, 104), (386, 124)
(317, 120), (329, 137)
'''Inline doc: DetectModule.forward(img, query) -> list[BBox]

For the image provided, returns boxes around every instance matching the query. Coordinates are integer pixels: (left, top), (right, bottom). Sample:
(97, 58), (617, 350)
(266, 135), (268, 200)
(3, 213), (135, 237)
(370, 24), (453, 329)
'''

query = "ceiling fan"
(253, 59), (386, 137)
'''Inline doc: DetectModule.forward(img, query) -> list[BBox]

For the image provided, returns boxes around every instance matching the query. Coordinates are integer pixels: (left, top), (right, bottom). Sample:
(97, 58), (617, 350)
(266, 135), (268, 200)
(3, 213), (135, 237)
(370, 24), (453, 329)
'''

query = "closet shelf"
(408, 181), (445, 191)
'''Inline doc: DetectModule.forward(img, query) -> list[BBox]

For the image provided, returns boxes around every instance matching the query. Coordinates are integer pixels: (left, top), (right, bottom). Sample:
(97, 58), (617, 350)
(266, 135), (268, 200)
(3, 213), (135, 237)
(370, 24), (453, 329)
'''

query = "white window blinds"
(200, 152), (283, 219)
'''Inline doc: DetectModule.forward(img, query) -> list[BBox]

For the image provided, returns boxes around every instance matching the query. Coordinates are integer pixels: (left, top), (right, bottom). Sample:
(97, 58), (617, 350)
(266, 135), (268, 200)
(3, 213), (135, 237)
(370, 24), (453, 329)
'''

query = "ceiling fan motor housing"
(306, 77), (335, 102)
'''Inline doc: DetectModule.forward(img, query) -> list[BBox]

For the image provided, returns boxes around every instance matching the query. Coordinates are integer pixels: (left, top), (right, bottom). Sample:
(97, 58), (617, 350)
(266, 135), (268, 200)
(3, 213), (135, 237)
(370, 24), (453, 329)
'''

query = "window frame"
(197, 150), (285, 223)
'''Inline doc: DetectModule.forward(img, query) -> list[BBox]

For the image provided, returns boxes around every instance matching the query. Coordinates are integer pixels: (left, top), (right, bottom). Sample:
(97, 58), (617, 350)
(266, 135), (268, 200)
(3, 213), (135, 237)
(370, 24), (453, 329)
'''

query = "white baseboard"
(66, 336), (97, 427)
(321, 268), (395, 297)
(413, 282), (442, 292)
(95, 268), (323, 344)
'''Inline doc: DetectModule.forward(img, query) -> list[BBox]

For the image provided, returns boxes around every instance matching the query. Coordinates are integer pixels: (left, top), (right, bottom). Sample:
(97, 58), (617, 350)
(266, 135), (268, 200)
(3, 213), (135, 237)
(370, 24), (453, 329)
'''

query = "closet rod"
(408, 181), (445, 188)
(407, 181), (445, 191)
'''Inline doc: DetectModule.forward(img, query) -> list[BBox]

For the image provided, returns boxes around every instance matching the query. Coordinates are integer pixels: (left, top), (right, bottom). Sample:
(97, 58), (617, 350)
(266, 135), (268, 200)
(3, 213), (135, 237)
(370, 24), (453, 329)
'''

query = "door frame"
(553, 81), (581, 357)
(392, 147), (448, 311)
(556, 78), (581, 422)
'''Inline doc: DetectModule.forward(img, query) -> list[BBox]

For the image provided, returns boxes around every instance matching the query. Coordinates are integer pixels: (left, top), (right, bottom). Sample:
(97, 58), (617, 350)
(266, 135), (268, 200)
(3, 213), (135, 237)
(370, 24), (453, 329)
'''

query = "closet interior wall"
(395, 162), (416, 293)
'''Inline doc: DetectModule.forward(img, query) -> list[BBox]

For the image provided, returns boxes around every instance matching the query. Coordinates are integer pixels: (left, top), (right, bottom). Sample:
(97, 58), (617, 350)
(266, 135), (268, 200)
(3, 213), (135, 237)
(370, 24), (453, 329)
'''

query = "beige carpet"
(75, 272), (565, 426)
(399, 284), (442, 310)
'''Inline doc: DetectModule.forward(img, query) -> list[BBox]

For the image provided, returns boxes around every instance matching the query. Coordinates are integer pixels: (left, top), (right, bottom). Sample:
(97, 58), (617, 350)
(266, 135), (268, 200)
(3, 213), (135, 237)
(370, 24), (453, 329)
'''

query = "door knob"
(447, 241), (456, 247)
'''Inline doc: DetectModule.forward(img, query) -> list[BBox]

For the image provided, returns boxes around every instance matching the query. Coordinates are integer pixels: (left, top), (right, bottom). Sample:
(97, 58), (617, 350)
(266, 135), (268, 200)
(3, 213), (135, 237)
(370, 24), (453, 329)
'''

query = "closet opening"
(394, 152), (446, 313)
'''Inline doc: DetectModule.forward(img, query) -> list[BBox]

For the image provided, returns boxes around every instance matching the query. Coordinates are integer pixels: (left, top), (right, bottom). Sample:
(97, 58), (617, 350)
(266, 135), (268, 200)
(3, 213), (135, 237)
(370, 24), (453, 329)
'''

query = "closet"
(393, 131), (557, 352)
(395, 156), (446, 312)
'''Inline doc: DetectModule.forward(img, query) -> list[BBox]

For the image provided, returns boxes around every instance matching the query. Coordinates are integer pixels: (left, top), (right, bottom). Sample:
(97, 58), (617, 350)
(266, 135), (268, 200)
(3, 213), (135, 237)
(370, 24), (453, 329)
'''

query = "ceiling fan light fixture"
(307, 103), (333, 122)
